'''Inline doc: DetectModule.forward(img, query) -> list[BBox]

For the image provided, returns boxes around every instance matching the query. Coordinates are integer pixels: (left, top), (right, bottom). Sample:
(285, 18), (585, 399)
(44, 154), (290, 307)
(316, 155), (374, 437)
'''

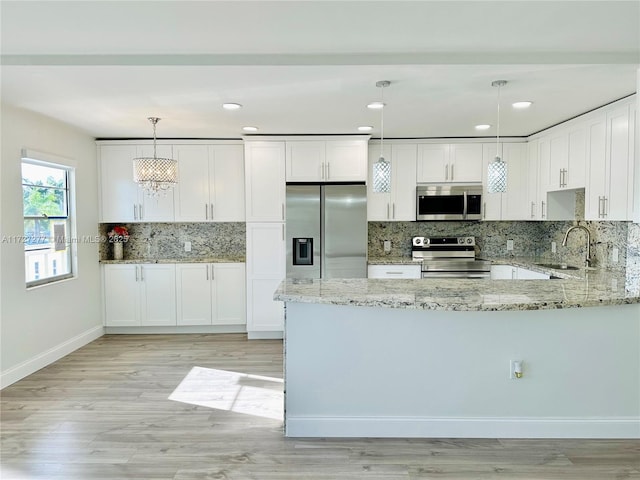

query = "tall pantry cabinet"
(244, 141), (286, 338)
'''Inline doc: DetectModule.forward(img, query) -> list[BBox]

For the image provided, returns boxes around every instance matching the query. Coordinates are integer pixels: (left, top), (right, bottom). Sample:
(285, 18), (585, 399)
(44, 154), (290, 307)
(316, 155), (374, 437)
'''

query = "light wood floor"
(1, 334), (639, 480)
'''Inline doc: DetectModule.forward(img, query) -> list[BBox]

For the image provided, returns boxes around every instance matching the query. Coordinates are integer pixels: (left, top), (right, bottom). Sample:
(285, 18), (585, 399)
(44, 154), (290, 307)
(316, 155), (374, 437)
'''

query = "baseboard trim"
(285, 416), (640, 439)
(247, 330), (283, 340)
(105, 325), (247, 334)
(1, 325), (104, 389)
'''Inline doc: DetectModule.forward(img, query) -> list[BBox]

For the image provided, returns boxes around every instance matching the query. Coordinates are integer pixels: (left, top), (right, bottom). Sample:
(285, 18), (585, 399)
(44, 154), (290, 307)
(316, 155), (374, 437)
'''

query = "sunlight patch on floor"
(169, 366), (284, 420)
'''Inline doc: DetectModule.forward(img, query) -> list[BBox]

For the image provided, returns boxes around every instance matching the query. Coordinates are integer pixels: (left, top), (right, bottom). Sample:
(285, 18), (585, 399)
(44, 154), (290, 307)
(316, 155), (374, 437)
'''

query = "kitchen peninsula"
(274, 268), (640, 439)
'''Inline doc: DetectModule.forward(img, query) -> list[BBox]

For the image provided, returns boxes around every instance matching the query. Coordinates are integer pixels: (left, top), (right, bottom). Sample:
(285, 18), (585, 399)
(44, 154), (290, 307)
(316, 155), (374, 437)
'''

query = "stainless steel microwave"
(416, 184), (483, 221)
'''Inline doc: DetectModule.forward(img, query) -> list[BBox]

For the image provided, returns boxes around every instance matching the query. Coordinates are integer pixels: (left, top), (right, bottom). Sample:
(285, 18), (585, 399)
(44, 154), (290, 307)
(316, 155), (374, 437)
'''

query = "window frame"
(21, 153), (77, 288)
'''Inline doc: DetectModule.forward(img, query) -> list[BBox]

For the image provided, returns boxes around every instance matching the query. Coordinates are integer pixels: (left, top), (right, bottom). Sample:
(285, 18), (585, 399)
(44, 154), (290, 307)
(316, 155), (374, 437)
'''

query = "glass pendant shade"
(487, 80), (508, 194)
(373, 156), (391, 193)
(372, 80), (391, 193)
(133, 117), (178, 197)
(487, 156), (507, 193)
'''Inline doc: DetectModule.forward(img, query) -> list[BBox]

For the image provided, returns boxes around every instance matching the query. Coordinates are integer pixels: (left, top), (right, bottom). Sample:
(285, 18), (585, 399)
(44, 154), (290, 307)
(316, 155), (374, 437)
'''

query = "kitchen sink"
(535, 263), (580, 270)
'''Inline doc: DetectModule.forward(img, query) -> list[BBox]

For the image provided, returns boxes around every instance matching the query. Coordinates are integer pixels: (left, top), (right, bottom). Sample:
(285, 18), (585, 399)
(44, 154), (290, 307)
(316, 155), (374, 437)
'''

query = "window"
(22, 159), (74, 286)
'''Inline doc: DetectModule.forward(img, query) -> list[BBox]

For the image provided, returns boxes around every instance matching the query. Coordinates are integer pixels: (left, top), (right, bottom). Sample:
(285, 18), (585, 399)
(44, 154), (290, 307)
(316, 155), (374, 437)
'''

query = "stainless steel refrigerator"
(286, 184), (367, 279)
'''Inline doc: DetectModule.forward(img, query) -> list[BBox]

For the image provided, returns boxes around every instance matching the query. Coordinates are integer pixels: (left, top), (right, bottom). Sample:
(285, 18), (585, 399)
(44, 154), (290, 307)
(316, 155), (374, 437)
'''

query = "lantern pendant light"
(372, 80), (391, 193)
(133, 117), (178, 197)
(487, 80), (508, 193)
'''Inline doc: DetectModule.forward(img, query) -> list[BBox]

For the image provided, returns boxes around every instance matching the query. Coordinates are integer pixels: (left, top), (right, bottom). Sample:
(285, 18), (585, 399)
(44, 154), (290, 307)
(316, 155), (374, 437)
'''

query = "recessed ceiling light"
(223, 103), (242, 110)
(358, 126), (373, 132)
(512, 101), (533, 109)
(242, 126), (258, 132)
(367, 102), (385, 110)
(475, 124), (491, 130)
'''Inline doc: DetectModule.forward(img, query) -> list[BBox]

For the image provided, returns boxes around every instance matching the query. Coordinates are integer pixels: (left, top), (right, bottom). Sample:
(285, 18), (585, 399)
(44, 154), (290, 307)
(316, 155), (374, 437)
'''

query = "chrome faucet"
(561, 225), (592, 267)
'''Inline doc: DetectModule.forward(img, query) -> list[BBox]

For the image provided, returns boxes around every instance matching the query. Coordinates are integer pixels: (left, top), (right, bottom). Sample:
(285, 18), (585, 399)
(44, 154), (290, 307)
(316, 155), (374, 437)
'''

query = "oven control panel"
(412, 236), (475, 247)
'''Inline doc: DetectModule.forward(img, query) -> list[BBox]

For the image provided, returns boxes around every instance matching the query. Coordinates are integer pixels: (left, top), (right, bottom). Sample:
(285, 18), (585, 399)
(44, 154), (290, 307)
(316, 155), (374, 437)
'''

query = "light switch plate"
(612, 247), (619, 263)
(506, 239), (514, 251)
(383, 240), (391, 253)
(184, 241), (192, 252)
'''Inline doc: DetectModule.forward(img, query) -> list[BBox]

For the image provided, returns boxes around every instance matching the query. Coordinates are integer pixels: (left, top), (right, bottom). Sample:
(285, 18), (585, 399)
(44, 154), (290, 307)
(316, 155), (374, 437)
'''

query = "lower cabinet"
(246, 222), (286, 337)
(103, 262), (246, 328)
(490, 265), (550, 280)
(103, 263), (177, 326)
(175, 263), (246, 326)
(367, 264), (422, 279)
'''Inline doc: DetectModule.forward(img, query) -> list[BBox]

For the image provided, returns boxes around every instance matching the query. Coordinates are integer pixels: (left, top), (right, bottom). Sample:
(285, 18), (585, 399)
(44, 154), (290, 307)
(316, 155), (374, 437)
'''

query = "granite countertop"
(100, 256), (245, 264)
(276, 259), (639, 311)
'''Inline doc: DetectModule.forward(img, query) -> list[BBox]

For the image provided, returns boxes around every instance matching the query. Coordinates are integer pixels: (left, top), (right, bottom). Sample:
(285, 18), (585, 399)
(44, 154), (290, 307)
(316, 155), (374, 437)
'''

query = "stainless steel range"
(411, 236), (491, 279)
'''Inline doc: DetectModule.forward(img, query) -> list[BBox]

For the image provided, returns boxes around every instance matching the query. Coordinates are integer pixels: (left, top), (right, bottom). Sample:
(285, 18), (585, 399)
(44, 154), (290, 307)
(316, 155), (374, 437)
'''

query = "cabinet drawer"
(368, 264), (421, 279)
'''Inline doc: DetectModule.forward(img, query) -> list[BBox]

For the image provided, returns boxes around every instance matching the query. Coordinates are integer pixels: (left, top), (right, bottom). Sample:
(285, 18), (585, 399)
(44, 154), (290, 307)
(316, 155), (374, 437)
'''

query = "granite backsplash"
(368, 220), (635, 271)
(99, 222), (245, 261)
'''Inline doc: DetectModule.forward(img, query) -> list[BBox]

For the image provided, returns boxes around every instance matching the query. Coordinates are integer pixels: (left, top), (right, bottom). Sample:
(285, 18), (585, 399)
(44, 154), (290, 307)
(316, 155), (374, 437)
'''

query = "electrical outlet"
(506, 239), (514, 251)
(612, 247), (619, 263)
(383, 240), (391, 253)
(184, 241), (192, 252)
(551, 241), (557, 254)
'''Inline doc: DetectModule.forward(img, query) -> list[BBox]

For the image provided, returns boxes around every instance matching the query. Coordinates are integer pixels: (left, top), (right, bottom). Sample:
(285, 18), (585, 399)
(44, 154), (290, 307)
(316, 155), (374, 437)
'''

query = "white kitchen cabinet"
(490, 265), (550, 280)
(176, 263), (246, 326)
(286, 141), (326, 182)
(245, 141), (286, 222)
(367, 264), (421, 279)
(417, 143), (483, 183)
(481, 143), (528, 220)
(103, 263), (176, 326)
(98, 143), (175, 222)
(586, 104), (633, 220)
(285, 139), (367, 182)
(173, 144), (245, 222)
(367, 143), (417, 221)
(545, 126), (586, 191)
(526, 139), (543, 220)
(245, 222), (286, 337)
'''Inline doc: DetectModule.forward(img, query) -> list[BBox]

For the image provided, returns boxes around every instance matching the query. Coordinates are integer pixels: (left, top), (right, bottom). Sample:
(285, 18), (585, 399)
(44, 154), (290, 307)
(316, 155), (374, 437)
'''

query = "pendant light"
(487, 80), (508, 193)
(372, 80), (391, 193)
(133, 117), (178, 197)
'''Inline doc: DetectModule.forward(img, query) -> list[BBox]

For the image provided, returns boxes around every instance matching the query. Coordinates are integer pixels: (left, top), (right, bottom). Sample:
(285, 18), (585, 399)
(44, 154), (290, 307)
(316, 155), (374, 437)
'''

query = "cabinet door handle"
(386, 271), (404, 275)
(445, 164), (449, 181)
(205, 204), (208, 220)
(140, 266), (144, 281)
(139, 204), (143, 220)
(321, 162), (325, 180)
(282, 224), (285, 241)
(450, 164), (454, 181)
(281, 203), (285, 221)
(602, 196), (608, 218)
(206, 265), (209, 280)
(210, 265), (214, 280)
(326, 162), (330, 180)
(598, 196), (603, 217)
(511, 268), (516, 280)
(531, 201), (535, 219)
(135, 266), (139, 282)
(392, 203), (396, 219)
(210, 203), (214, 219)
(541, 201), (546, 219)
(386, 203), (390, 219)
(134, 204), (138, 221)
(483, 202), (486, 220)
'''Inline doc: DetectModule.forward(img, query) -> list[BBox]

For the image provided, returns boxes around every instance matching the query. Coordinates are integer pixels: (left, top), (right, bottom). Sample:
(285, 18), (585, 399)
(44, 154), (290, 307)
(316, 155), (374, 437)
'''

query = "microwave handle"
(462, 191), (468, 220)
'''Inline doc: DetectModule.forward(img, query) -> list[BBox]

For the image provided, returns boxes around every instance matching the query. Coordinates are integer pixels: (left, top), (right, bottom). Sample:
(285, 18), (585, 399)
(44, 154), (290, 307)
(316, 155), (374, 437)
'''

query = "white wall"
(1, 104), (103, 388)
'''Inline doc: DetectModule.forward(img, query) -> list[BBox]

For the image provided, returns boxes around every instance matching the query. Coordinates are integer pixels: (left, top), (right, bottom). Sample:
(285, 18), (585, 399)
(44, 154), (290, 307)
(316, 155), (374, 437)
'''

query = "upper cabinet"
(244, 141), (286, 222)
(586, 103), (634, 220)
(481, 142), (529, 221)
(367, 143), (417, 221)
(99, 143), (175, 223)
(99, 141), (245, 223)
(542, 124), (586, 191)
(416, 143), (483, 183)
(285, 139), (368, 182)
(173, 144), (245, 222)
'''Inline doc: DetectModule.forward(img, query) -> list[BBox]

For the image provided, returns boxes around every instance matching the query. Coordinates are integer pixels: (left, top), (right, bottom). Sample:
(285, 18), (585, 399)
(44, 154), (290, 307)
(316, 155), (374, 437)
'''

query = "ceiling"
(1, 1), (639, 139)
